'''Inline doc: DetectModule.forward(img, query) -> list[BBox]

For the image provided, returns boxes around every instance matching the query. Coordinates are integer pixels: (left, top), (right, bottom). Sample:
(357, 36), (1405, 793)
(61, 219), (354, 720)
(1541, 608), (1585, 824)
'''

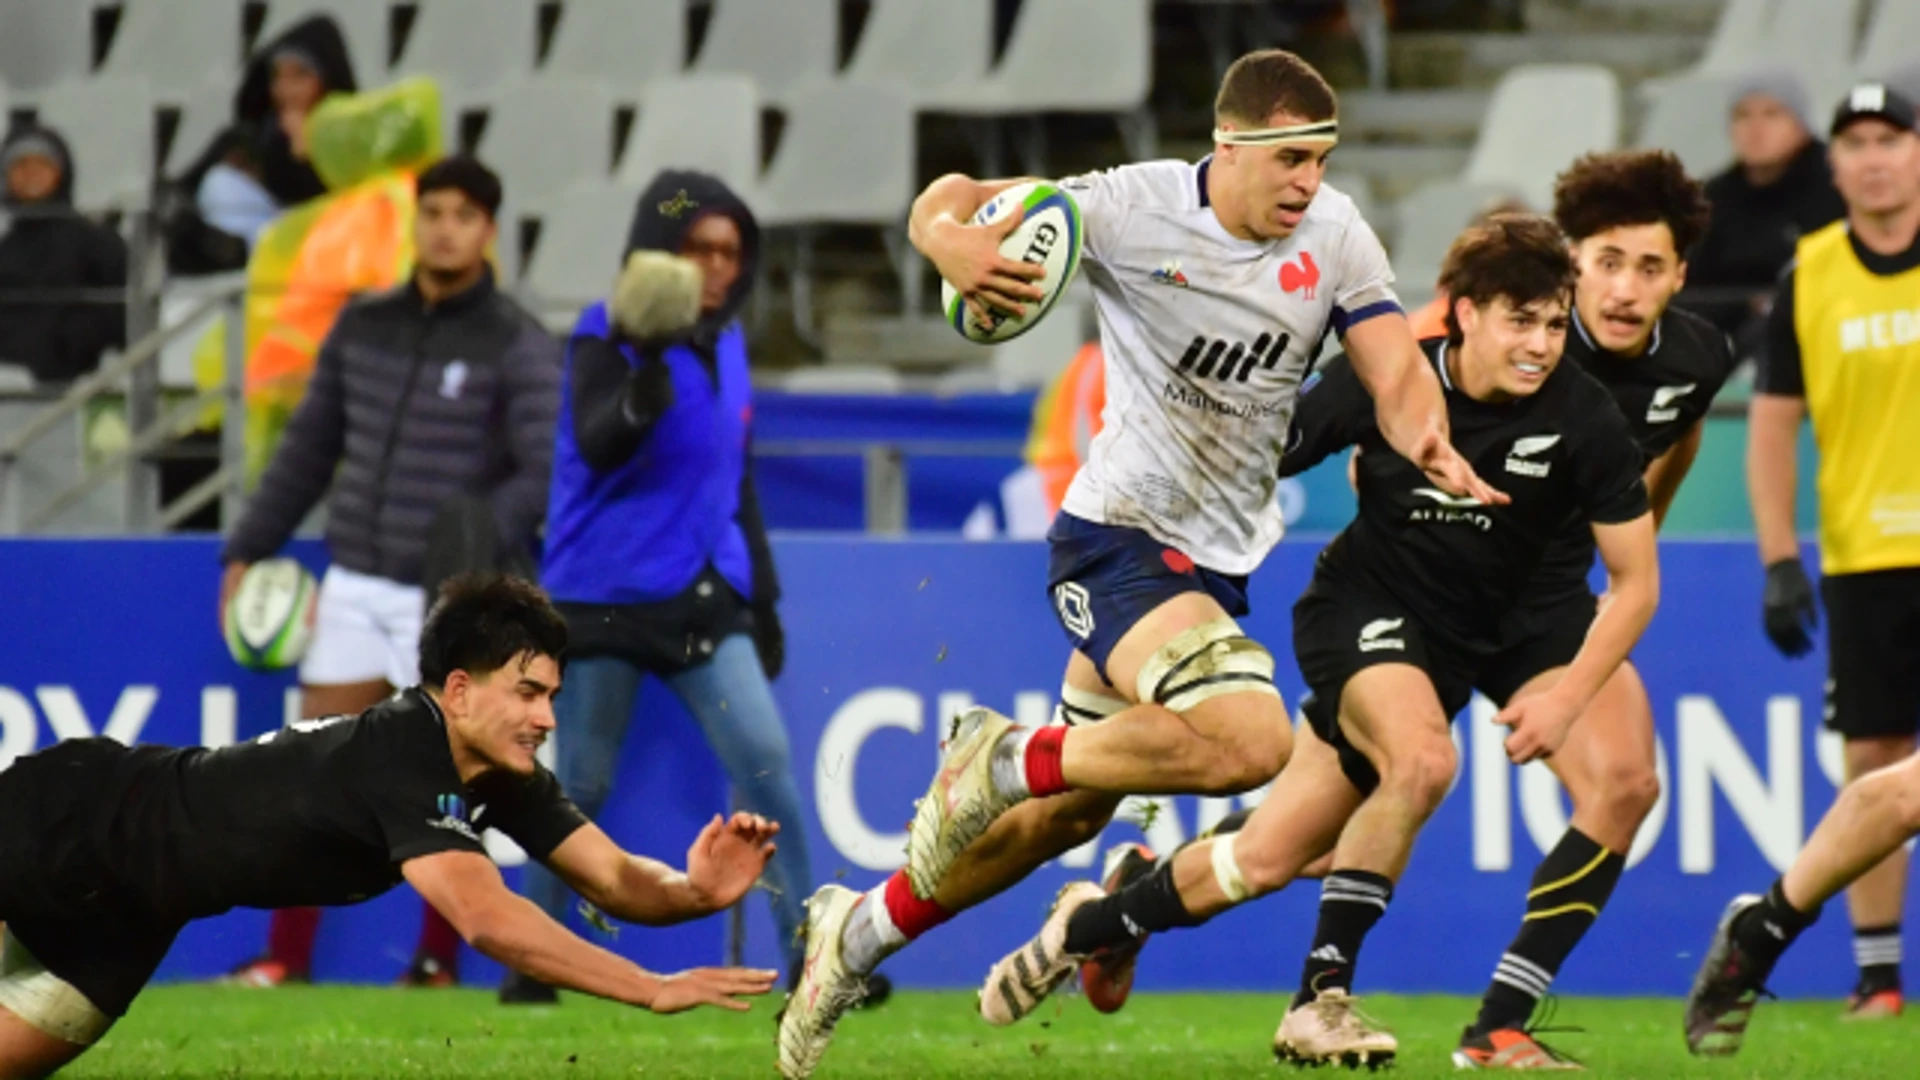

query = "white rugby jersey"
(1058, 158), (1401, 575)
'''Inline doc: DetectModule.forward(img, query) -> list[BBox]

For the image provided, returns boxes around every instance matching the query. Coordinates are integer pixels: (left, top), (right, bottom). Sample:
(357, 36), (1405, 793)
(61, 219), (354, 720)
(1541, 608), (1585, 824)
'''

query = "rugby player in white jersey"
(775, 49), (1503, 1079)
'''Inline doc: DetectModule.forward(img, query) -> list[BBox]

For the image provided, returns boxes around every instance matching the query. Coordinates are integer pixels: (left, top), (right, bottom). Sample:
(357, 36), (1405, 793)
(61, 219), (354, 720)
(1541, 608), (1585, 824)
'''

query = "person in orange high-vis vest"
(1025, 340), (1106, 517)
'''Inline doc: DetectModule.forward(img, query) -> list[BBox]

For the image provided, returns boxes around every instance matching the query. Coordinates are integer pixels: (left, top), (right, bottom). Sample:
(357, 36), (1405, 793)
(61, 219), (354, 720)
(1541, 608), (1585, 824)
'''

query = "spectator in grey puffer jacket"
(217, 156), (561, 990)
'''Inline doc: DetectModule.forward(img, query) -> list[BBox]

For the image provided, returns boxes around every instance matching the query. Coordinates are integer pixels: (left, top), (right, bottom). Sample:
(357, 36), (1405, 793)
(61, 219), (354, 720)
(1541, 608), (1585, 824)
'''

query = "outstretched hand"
(686, 812), (779, 911)
(1408, 428), (1509, 506)
(648, 966), (780, 1013)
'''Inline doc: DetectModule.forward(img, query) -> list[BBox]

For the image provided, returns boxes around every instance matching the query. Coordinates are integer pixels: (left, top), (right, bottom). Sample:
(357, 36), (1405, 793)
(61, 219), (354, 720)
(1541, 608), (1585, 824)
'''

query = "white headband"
(1212, 119), (1340, 146)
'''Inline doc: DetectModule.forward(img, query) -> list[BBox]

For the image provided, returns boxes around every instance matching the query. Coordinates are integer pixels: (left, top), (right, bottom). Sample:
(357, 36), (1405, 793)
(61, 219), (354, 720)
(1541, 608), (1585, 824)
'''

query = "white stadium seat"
(0, 0), (92, 99)
(522, 185), (640, 312)
(1637, 77), (1737, 180)
(478, 80), (620, 206)
(1464, 64), (1619, 211)
(843, 0), (994, 111)
(1857, 0), (1920, 83)
(1389, 179), (1528, 294)
(952, 0), (1152, 114)
(617, 75), (762, 198)
(392, 0), (539, 100)
(1763, 0), (1863, 108)
(35, 77), (156, 210)
(167, 82), (238, 173)
(758, 79), (915, 226)
(544, 0), (686, 94)
(689, 0), (838, 108)
(99, 0), (246, 101)
(1693, 0), (1779, 76)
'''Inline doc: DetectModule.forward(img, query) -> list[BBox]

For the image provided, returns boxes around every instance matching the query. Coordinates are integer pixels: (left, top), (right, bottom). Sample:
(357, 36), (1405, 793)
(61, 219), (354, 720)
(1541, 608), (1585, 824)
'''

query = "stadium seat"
(0, 0), (92, 99)
(521, 184), (639, 313)
(258, 0), (390, 80)
(951, 0), (1152, 116)
(1762, 0), (1863, 107)
(758, 80), (915, 227)
(478, 80), (620, 206)
(1856, 0), (1920, 84)
(1690, 0), (1778, 77)
(1389, 179), (1526, 296)
(1637, 77), (1737, 181)
(1464, 65), (1619, 211)
(166, 82), (236, 173)
(617, 75), (762, 198)
(35, 77), (156, 210)
(688, 0), (838, 108)
(843, 0), (993, 111)
(392, 0), (539, 100)
(1324, 172), (1385, 238)
(543, 0), (685, 94)
(99, 0), (246, 101)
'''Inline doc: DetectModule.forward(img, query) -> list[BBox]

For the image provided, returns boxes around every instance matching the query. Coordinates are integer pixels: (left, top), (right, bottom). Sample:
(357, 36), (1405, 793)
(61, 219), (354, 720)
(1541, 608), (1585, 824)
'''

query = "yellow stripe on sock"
(1526, 847), (1611, 901)
(1522, 902), (1600, 922)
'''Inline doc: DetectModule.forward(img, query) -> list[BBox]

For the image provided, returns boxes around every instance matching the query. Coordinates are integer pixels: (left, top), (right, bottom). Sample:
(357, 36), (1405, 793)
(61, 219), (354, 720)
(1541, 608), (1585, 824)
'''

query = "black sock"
(1730, 877), (1821, 978)
(1853, 923), (1901, 994)
(1063, 858), (1205, 955)
(1294, 869), (1394, 1008)
(1472, 828), (1623, 1035)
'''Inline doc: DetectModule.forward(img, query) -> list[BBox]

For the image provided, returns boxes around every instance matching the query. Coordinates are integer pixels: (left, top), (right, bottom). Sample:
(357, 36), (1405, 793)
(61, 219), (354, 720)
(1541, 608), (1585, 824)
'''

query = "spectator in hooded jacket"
(0, 124), (128, 384)
(185, 13), (358, 258)
(501, 171), (822, 1005)
(1681, 67), (1846, 351)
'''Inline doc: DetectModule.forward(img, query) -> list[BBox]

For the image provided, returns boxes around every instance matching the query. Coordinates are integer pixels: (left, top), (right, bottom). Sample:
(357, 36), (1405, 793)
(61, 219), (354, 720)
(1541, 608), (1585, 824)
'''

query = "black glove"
(1762, 557), (1818, 657)
(750, 600), (786, 681)
(622, 352), (675, 428)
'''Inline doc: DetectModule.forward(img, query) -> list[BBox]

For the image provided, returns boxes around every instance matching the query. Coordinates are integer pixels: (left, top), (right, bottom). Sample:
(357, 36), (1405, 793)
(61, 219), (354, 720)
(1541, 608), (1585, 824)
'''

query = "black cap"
(1830, 83), (1919, 138)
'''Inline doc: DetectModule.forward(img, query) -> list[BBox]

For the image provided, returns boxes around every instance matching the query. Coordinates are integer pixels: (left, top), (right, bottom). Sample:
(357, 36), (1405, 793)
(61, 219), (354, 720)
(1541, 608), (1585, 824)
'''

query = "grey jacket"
(223, 270), (562, 585)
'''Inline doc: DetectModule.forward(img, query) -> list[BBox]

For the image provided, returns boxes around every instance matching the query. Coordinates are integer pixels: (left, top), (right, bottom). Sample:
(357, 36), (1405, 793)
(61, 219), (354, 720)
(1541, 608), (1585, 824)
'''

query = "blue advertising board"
(0, 536), (1877, 1000)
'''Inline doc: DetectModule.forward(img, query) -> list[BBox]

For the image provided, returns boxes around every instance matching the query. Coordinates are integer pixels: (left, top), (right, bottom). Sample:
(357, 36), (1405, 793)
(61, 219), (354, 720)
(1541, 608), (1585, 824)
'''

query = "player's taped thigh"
(1134, 617), (1280, 714)
(1054, 681), (1128, 727)
(0, 927), (110, 1047)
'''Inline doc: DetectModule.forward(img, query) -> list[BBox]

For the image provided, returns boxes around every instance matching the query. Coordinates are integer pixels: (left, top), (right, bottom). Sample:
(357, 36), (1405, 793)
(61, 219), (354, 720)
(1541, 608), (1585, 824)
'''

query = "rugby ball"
(940, 181), (1084, 344)
(223, 558), (318, 671)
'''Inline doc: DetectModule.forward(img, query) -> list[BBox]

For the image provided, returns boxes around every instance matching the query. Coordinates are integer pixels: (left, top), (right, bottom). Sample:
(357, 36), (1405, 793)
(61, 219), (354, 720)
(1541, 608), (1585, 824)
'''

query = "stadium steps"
(1523, 0), (1729, 35)
(1390, 30), (1708, 91)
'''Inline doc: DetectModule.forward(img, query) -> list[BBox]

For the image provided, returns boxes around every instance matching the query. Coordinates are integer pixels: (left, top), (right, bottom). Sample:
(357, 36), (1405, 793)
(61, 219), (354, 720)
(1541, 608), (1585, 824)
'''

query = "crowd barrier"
(0, 534), (1876, 998)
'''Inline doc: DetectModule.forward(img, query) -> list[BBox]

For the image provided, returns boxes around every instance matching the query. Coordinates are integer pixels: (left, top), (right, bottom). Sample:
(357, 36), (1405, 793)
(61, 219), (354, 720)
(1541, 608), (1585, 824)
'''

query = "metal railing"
(0, 281), (248, 535)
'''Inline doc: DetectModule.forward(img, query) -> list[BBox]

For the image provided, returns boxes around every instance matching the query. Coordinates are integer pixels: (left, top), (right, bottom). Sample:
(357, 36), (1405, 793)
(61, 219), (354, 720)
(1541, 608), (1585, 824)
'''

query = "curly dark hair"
(418, 573), (568, 688)
(1551, 150), (1711, 255)
(1437, 213), (1577, 346)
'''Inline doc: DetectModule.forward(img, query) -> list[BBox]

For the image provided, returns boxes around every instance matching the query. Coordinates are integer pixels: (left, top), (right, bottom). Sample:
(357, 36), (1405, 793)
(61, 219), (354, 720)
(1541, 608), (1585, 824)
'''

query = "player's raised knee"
(1137, 618), (1289, 792)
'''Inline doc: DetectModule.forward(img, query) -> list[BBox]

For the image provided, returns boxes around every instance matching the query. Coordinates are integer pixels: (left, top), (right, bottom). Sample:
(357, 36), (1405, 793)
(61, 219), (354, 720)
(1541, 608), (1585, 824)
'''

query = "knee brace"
(1135, 618), (1280, 715)
(1053, 682), (1129, 727)
(0, 927), (111, 1046)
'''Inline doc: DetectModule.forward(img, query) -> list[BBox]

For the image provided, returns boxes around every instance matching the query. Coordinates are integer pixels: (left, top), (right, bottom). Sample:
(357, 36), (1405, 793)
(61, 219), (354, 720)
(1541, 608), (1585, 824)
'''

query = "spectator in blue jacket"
(503, 171), (809, 1003)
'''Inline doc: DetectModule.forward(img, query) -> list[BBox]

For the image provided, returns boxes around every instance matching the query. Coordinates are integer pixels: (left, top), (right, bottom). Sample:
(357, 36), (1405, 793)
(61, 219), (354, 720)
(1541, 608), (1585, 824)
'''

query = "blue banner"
(0, 536), (1880, 999)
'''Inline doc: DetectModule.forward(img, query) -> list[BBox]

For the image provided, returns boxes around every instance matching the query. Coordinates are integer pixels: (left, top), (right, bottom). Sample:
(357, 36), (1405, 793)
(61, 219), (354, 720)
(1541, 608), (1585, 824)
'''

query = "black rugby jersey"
(1281, 338), (1649, 651)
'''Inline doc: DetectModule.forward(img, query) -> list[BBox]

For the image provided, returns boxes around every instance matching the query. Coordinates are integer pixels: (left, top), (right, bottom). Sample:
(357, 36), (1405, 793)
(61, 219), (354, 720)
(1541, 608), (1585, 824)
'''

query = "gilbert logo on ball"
(941, 181), (1084, 344)
(223, 557), (319, 671)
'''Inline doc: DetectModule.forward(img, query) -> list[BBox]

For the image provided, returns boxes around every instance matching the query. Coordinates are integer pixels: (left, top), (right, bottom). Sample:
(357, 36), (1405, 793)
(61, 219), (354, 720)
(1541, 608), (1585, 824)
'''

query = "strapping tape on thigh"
(1210, 834), (1253, 902)
(1134, 617), (1280, 714)
(0, 928), (111, 1046)
(1054, 682), (1128, 727)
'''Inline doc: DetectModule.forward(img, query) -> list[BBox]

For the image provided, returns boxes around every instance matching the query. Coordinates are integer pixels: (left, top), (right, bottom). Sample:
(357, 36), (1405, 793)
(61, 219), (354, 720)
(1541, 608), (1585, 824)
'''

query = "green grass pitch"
(67, 986), (1912, 1078)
